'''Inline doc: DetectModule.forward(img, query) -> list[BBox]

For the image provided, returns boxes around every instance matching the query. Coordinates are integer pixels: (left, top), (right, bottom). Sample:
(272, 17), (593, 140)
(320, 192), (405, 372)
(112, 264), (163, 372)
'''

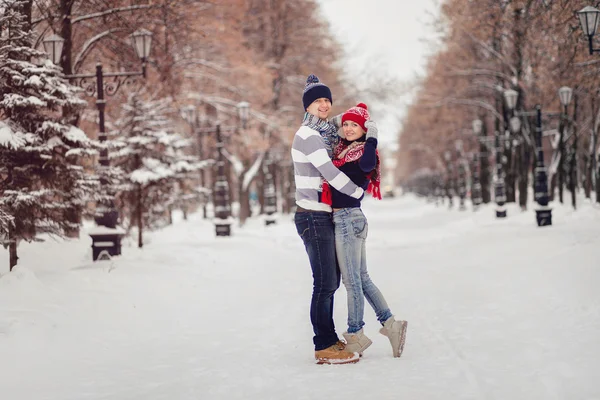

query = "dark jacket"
(330, 137), (378, 208)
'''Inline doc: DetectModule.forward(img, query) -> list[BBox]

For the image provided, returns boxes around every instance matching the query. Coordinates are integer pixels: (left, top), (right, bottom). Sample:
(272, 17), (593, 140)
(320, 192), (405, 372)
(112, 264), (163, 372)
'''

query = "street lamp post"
(533, 106), (552, 226)
(213, 124), (233, 236)
(263, 152), (277, 225)
(494, 91), (512, 218)
(43, 29), (152, 260)
(578, 6), (600, 203)
(504, 89), (553, 226)
(578, 6), (600, 55)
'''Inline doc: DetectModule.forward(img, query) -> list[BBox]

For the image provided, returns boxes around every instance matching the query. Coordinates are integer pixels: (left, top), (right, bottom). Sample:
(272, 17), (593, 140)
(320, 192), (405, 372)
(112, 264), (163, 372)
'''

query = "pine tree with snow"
(0, 0), (97, 270)
(111, 91), (201, 248)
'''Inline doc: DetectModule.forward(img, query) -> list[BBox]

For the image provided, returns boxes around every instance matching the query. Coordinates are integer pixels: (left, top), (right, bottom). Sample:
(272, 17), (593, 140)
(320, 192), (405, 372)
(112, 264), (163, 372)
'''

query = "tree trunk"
(258, 166), (265, 215)
(8, 224), (18, 271)
(238, 179), (251, 226)
(597, 158), (600, 203)
(584, 154), (592, 199)
(137, 184), (143, 248)
(558, 119), (565, 204)
(570, 92), (579, 209)
(479, 119), (492, 203)
(550, 173), (557, 202)
(516, 141), (529, 209)
(59, 0), (74, 75)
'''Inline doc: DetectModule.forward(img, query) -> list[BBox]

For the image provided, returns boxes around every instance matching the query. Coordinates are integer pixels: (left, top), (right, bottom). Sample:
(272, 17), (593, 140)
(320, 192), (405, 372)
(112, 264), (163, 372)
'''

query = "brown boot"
(315, 344), (360, 365)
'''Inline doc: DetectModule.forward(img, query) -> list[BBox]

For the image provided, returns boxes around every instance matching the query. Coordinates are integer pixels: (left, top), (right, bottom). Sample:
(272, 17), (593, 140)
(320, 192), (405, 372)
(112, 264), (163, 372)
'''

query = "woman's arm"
(359, 121), (379, 172)
(359, 137), (378, 172)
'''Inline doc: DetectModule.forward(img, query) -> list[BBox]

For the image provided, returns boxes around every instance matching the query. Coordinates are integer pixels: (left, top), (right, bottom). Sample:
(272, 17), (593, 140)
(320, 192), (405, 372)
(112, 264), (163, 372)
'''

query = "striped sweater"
(291, 125), (364, 212)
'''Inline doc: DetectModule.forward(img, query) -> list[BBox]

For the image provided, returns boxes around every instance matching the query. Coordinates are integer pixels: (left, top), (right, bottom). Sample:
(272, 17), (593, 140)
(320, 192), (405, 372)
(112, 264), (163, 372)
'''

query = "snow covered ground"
(1, 195), (599, 400)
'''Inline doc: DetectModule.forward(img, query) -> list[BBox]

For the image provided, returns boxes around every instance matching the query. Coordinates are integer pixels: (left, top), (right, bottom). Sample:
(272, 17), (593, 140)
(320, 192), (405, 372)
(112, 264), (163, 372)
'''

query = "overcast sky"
(316, 0), (441, 149)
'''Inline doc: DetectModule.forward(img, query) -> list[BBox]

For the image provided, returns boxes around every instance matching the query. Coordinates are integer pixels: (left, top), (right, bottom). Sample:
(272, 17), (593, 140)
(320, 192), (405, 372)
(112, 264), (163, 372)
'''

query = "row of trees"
(397, 0), (600, 208)
(1, 0), (360, 270)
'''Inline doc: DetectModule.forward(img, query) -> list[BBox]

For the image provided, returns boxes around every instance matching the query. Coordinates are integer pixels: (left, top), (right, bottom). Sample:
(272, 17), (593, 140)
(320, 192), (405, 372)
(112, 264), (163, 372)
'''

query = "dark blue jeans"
(294, 211), (341, 351)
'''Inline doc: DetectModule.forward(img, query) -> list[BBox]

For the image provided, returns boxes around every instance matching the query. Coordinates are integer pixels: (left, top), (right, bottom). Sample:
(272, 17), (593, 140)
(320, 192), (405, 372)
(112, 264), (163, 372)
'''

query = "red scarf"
(321, 140), (381, 206)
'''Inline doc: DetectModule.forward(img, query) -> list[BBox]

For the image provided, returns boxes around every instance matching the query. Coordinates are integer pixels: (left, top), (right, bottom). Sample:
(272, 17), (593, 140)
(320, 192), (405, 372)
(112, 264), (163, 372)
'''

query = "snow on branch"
(71, 5), (154, 24)
(187, 94), (277, 129)
(183, 72), (244, 96)
(447, 68), (513, 84)
(0, 120), (27, 150)
(175, 59), (228, 73)
(73, 28), (124, 72)
(406, 143), (445, 171)
(221, 148), (244, 177)
(459, 28), (518, 77)
(242, 152), (265, 191)
(426, 97), (503, 120)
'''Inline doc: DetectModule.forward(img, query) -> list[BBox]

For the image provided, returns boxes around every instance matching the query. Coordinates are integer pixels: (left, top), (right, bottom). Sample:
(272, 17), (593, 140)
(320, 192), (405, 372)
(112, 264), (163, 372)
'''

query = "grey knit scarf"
(301, 112), (339, 158)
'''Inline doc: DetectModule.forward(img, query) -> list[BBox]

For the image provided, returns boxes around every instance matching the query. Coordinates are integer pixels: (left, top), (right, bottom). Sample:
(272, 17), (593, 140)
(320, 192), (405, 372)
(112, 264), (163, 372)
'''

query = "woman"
(323, 102), (407, 358)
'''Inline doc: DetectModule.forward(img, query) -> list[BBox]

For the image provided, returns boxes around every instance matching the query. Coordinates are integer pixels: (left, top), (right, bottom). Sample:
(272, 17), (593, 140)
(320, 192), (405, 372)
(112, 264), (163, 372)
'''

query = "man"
(291, 74), (364, 365)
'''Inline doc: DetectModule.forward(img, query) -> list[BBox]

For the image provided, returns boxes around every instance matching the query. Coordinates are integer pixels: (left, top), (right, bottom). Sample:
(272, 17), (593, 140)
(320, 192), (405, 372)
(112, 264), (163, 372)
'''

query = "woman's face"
(342, 121), (365, 141)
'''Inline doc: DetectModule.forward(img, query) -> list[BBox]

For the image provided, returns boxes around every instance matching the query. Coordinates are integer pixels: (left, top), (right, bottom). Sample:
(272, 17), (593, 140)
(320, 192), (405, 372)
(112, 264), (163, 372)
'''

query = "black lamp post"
(533, 105), (552, 226)
(44, 29), (152, 260)
(578, 6), (600, 55)
(263, 151), (277, 226)
(494, 91), (512, 218)
(578, 6), (600, 203)
(213, 124), (233, 236)
(504, 89), (553, 226)
(213, 101), (251, 235)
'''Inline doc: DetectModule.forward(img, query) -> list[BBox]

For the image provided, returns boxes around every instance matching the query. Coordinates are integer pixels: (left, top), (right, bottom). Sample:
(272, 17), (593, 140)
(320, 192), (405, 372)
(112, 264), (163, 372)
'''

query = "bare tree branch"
(73, 28), (124, 72)
(71, 5), (154, 24)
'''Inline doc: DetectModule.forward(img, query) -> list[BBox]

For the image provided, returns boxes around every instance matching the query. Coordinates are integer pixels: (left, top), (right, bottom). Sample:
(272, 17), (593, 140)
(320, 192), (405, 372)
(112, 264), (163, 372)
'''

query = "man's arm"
(293, 127), (364, 199)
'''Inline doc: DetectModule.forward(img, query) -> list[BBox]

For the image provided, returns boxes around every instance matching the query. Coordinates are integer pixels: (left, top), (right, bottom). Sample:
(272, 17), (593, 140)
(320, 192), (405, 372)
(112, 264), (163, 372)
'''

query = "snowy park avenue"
(1, 195), (599, 400)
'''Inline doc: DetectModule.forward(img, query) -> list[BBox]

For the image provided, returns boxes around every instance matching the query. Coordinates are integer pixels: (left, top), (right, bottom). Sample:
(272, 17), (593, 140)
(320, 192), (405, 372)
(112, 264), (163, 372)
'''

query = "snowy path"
(1, 196), (599, 399)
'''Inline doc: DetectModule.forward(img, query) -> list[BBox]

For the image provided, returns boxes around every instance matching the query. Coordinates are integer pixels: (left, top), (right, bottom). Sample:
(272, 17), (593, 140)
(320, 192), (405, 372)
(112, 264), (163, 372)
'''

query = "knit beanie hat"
(302, 74), (333, 110)
(341, 103), (370, 132)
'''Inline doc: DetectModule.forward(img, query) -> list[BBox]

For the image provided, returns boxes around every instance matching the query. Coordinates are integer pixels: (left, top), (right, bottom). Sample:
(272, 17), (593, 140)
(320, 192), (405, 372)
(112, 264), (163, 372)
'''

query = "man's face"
(306, 98), (332, 120)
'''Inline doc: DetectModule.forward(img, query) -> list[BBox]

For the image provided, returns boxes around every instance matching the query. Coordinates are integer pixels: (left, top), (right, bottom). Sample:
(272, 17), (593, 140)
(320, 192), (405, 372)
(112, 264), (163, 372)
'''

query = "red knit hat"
(341, 103), (370, 132)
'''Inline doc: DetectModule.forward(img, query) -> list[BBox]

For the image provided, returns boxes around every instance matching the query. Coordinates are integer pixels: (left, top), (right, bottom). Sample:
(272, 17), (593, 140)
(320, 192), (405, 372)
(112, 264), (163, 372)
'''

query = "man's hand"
(330, 113), (343, 129)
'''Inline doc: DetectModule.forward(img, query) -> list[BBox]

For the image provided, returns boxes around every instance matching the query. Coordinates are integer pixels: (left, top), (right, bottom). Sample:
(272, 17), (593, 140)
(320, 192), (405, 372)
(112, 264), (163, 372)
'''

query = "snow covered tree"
(0, 0), (96, 271)
(111, 91), (201, 248)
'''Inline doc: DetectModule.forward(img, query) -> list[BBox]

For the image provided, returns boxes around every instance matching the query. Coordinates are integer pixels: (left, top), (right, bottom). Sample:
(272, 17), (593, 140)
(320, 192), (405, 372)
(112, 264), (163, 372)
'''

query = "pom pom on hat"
(306, 74), (320, 85)
(302, 74), (333, 110)
(341, 102), (370, 132)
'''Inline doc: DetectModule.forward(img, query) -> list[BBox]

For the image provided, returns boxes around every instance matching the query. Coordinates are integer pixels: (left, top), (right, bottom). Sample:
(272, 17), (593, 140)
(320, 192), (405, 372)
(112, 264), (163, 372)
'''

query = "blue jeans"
(294, 211), (341, 351)
(333, 208), (392, 333)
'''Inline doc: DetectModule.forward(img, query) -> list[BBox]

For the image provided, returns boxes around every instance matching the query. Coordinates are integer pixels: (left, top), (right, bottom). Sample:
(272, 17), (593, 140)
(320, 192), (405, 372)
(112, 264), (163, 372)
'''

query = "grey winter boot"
(379, 317), (407, 358)
(342, 329), (373, 356)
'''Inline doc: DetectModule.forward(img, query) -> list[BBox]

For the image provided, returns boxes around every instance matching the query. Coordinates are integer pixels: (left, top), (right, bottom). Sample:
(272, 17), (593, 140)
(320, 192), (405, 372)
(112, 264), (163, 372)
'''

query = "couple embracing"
(292, 74), (408, 365)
